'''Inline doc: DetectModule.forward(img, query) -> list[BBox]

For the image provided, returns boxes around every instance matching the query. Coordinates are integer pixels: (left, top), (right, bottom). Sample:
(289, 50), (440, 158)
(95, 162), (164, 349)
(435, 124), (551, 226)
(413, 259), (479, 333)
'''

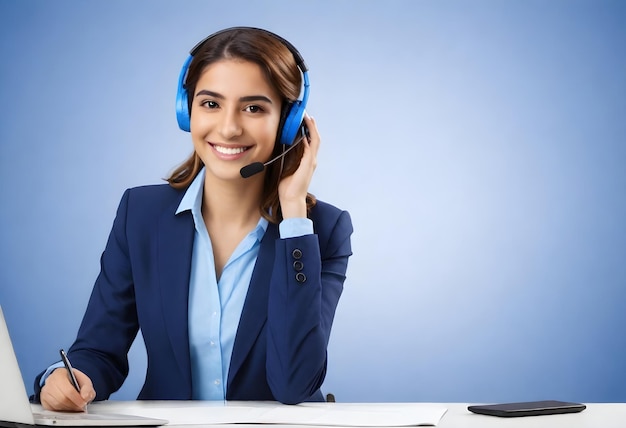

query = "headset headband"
(189, 27), (309, 72)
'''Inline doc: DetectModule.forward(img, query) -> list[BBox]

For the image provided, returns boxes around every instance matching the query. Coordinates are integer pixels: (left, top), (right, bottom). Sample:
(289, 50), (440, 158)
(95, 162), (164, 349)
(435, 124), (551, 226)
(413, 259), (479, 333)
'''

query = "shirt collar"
(176, 168), (205, 216)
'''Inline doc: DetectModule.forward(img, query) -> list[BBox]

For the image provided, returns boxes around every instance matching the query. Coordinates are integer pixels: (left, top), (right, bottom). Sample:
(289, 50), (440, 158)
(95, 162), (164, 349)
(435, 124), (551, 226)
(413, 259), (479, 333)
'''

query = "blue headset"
(175, 27), (310, 146)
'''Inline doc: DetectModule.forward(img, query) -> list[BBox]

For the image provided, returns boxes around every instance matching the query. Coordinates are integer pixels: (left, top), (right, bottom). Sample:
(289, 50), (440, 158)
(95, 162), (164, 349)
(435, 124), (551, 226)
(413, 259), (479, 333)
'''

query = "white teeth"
(214, 145), (246, 155)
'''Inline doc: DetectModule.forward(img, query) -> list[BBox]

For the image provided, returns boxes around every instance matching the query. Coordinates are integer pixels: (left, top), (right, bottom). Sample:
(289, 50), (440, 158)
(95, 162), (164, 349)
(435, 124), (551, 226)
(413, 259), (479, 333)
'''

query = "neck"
(201, 174), (263, 226)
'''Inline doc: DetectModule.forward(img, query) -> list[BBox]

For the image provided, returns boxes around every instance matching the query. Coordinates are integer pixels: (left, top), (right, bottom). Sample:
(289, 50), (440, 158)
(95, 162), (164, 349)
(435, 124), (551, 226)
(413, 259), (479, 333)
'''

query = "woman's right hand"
(40, 367), (96, 412)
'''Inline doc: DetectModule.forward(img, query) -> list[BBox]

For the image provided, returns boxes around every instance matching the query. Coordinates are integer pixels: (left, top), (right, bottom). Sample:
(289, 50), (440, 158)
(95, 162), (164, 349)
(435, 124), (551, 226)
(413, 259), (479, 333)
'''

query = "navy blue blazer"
(34, 184), (353, 404)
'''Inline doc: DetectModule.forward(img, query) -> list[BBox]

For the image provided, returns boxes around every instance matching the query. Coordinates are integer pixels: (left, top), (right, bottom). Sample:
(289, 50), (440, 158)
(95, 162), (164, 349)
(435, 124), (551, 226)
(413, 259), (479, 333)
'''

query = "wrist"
(281, 200), (307, 219)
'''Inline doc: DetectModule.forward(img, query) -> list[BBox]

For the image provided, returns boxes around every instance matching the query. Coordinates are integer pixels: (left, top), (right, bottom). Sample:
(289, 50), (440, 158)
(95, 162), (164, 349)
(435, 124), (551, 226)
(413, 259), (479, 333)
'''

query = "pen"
(59, 349), (81, 392)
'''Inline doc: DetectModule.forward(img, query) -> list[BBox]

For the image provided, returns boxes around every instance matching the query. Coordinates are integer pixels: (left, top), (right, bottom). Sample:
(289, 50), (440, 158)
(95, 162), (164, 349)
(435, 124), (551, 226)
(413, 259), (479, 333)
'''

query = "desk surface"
(45, 401), (626, 428)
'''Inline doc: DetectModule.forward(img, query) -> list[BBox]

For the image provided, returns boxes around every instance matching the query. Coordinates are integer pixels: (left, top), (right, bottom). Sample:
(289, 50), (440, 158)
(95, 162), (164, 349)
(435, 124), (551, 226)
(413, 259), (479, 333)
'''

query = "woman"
(35, 27), (353, 410)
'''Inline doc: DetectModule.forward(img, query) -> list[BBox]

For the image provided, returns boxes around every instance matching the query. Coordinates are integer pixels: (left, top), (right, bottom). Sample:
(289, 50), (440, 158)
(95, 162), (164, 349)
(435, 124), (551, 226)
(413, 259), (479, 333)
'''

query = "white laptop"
(0, 306), (167, 427)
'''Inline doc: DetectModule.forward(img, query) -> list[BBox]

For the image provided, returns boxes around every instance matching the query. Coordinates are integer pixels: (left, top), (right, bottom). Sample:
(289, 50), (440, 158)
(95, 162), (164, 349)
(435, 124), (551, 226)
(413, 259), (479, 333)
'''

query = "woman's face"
(190, 59), (282, 181)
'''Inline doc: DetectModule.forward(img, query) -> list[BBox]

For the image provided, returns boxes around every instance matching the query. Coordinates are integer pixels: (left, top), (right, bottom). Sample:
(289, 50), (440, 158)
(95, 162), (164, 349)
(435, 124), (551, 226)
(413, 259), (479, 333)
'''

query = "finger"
(300, 116), (320, 169)
(75, 370), (97, 404)
(303, 114), (320, 154)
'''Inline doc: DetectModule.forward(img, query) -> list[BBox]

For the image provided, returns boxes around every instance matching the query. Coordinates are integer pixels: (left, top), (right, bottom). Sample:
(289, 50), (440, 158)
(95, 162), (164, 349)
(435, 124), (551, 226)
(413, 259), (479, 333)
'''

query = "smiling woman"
(169, 27), (314, 224)
(32, 26), (354, 410)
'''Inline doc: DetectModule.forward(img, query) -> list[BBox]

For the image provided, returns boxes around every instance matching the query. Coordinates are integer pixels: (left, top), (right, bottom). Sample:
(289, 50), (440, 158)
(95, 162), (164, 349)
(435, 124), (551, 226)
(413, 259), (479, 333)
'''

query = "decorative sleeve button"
(291, 248), (306, 283)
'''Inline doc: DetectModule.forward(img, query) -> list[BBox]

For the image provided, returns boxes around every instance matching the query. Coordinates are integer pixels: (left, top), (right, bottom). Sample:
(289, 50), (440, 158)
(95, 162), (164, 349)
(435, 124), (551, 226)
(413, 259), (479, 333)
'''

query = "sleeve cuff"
(39, 361), (64, 387)
(279, 217), (314, 239)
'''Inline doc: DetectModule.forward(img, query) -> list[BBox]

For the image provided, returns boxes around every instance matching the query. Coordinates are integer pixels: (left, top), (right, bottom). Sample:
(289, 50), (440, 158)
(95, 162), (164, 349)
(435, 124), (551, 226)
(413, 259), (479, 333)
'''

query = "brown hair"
(167, 27), (316, 223)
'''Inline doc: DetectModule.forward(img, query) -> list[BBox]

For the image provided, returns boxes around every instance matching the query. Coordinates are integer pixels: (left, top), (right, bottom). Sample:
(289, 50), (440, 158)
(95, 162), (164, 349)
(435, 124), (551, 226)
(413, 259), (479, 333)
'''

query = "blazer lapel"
(157, 204), (195, 383)
(228, 222), (278, 383)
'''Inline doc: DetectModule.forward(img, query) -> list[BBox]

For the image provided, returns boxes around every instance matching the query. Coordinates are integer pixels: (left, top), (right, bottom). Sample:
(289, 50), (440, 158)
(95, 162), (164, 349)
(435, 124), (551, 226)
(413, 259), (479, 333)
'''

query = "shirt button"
(292, 248), (303, 259)
(214, 379), (221, 385)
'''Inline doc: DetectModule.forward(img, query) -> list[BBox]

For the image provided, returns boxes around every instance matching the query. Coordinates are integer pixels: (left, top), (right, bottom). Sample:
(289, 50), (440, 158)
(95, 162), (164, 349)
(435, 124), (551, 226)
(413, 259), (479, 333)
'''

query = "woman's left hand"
(278, 114), (319, 218)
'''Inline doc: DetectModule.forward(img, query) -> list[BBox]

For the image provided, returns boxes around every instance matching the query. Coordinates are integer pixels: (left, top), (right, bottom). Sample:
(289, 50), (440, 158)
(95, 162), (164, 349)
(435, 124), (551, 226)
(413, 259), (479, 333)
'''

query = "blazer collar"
(157, 194), (195, 388)
(228, 221), (279, 383)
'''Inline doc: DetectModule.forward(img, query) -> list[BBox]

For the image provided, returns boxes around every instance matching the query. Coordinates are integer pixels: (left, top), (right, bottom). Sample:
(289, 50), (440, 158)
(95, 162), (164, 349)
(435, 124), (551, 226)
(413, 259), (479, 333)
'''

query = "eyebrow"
(195, 89), (274, 104)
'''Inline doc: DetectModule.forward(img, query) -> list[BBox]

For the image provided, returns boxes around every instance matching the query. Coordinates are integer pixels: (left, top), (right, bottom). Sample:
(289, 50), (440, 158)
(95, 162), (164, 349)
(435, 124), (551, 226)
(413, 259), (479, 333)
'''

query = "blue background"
(1, 0), (625, 403)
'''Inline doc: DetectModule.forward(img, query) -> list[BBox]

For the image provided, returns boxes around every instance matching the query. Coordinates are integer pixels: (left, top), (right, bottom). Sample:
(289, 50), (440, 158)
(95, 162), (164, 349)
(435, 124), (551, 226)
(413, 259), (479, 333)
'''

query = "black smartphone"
(468, 400), (586, 417)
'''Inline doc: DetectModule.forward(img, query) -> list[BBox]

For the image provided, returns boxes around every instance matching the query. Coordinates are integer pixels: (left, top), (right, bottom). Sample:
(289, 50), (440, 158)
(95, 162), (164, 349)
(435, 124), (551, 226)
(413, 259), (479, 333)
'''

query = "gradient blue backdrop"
(1, 0), (625, 403)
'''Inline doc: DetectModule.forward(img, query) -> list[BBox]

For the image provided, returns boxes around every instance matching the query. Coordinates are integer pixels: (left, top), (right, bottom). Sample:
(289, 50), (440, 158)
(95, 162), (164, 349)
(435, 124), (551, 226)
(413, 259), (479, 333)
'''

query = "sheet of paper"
(260, 403), (448, 426)
(120, 405), (269, 425)
(122, 403), (448, 427)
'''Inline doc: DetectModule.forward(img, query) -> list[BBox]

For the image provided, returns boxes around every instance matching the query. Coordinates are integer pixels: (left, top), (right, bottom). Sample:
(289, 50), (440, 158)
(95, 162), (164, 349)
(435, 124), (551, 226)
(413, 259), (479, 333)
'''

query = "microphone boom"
(239, 127), (308, 178)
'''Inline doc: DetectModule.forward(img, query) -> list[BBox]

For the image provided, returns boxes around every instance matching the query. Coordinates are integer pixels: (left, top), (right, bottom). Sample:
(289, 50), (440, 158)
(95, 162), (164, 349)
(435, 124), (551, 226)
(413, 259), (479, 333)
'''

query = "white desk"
(430, 403), (625, 428)
(55, 401), (626, 428)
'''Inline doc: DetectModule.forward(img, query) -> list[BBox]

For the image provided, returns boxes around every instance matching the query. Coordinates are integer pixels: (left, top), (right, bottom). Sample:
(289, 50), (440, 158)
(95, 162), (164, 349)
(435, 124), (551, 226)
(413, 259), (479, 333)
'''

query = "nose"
(218, 109), (243, 139)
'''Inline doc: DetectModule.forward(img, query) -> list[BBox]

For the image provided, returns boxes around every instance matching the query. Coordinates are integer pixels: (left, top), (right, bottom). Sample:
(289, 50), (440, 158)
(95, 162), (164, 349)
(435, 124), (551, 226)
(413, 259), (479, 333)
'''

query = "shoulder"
(125, 182), (185, 199)
(122, 183), (185, 208)
(310, 199), (351, 223)
(309, 199), (353, 241)
(114, 183), (187, 220)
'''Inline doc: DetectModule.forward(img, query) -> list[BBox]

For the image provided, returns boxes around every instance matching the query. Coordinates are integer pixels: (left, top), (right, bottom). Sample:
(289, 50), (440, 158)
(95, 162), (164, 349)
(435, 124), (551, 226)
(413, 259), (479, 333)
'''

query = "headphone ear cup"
(176, 89), (190, 132)
(279, 101), (305, 146)
(176, 55), (193, 132)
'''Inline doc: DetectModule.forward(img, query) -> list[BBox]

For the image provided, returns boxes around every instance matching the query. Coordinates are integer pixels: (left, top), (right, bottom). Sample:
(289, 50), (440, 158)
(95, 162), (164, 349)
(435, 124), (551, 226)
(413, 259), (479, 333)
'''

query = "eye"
(244, 105), (264, 113)
(200, 100), (219, 109)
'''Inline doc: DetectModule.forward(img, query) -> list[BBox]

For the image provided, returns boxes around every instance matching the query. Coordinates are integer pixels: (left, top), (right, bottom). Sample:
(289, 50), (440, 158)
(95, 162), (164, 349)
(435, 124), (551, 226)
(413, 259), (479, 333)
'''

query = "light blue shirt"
(176, 168), (313, 400)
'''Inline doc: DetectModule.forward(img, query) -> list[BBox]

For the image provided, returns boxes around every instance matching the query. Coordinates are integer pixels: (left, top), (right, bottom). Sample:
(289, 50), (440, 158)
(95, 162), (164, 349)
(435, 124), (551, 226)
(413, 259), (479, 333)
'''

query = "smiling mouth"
(212, 144), (249, 155)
